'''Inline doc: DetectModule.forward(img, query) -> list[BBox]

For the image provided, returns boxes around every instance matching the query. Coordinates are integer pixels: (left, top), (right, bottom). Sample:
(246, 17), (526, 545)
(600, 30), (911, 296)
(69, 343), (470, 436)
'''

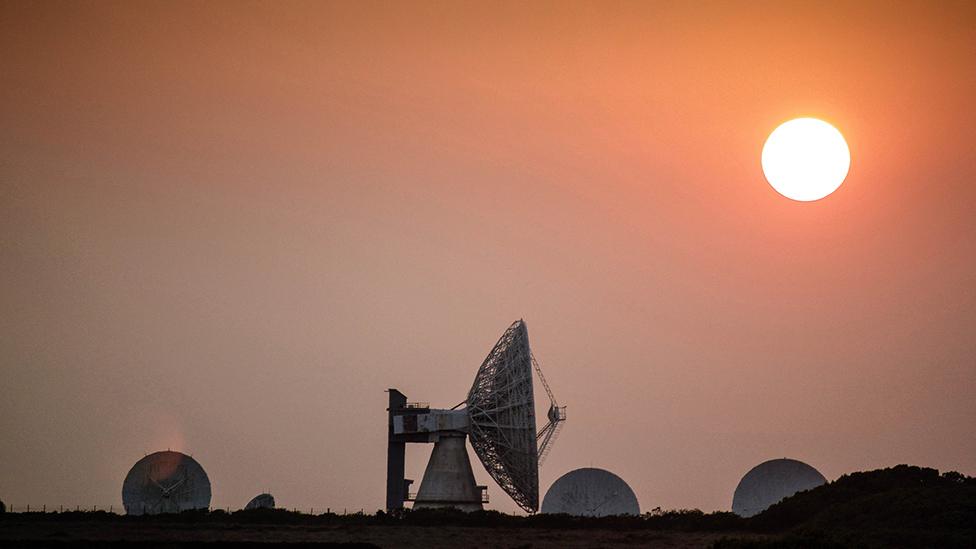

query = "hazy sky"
(2, 1), (974, 514)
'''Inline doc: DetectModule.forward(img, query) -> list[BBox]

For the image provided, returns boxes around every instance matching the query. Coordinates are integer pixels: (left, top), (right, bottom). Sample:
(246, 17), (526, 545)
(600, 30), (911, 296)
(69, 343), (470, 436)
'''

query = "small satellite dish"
(541, 468), (640, 516)
(244, 493), (275, 510)
(386, 320), (566, 513)
(732, 458), (826, 517)
(122, 450), (211, 515)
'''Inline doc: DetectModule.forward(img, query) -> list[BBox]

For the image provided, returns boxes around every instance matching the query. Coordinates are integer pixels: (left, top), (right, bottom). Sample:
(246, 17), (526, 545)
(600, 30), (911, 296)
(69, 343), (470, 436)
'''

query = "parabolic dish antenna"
(541, 468), (640, 516)
(244, 493), (275, 510)
(122, 451), (211, 515)
(732, 458), (826, 517)
(386, 319), (566, 513)
(467, 319), (541, 512)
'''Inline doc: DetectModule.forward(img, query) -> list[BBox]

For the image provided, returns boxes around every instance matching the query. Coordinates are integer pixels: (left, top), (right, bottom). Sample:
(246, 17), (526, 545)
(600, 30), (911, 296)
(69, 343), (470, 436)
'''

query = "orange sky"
(1, 1), (974, 513)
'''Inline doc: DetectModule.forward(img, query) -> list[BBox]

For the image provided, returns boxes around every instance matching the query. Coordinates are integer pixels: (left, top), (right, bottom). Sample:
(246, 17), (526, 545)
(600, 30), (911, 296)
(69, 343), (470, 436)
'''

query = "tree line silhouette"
(2, 465), (973, 548)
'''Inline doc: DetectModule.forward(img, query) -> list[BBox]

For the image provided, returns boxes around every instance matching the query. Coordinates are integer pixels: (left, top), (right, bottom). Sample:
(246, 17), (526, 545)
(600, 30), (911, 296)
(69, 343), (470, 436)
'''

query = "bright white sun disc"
(761, 118), (850, 201)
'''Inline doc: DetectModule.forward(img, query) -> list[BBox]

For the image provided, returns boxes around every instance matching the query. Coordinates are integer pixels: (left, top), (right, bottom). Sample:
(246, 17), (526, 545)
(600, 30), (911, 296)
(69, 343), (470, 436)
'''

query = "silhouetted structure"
(386, 320), (565, 513)
(542, 467), (640, 516)
(244, 493), (275, 510)
(732, 458), (826, 517)
(122, 451), (212, 515)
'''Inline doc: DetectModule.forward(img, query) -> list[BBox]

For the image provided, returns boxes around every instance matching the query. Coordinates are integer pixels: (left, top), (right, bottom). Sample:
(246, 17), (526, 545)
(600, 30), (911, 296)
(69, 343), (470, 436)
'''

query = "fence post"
(27, 504), (30, 513)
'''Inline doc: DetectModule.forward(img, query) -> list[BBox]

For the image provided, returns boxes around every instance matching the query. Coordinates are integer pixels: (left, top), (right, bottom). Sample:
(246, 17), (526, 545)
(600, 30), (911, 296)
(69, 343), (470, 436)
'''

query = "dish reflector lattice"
(466, 320), (540, 512)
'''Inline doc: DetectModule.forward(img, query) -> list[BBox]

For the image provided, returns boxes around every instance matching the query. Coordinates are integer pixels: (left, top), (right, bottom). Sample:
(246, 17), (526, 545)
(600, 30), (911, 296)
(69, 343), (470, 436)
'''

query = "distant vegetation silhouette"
(2, 466), (972, 548)
(720, 465), (976, 548)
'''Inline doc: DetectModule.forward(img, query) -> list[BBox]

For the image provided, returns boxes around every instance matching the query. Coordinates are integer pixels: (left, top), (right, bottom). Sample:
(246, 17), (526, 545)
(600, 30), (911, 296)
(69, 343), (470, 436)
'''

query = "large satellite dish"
(541, 468), (640, 516)
(386, 320), (566, 513)
(122, 451), (211, 515)
(732, 458), (826, 517)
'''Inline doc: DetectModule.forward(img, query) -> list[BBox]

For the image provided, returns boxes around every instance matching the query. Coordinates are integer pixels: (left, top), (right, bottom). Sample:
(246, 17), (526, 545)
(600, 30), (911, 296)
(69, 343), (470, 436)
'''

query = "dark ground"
(0, 516), (763, 549)
(1, 465), (973, 548)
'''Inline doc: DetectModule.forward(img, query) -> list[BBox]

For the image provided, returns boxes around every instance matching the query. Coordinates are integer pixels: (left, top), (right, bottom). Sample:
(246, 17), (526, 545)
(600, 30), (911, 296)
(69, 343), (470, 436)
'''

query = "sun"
(761, 118), (850, 202)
